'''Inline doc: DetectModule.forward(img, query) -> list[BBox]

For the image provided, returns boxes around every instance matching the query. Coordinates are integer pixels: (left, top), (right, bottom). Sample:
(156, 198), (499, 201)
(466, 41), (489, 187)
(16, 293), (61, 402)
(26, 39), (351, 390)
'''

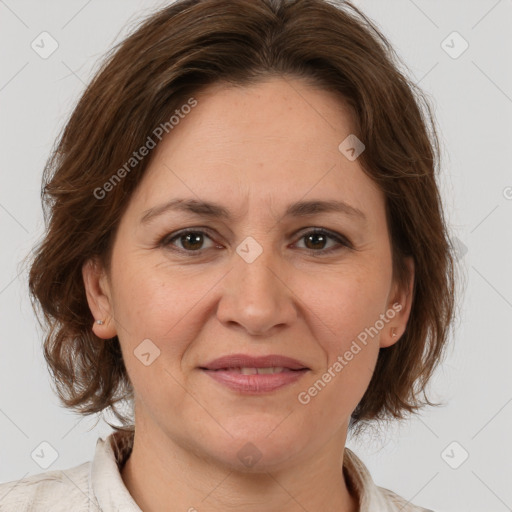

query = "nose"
(216, 244), (298, 337)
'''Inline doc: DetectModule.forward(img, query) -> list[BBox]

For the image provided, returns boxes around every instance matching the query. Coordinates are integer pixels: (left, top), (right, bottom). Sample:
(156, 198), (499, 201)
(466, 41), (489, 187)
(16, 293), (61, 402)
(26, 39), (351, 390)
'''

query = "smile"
(200, 367), (309, 393)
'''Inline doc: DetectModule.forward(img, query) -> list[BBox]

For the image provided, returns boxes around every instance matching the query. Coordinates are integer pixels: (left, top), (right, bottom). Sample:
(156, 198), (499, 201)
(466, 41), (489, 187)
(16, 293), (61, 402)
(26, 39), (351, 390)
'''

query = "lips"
(199, 354), (310, 394)
(200, 354), (309, 371)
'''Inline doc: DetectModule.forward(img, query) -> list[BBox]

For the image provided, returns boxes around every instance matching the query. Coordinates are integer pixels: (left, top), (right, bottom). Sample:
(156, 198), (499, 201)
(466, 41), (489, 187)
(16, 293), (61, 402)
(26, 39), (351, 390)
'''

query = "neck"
(120, 427), (358, 512)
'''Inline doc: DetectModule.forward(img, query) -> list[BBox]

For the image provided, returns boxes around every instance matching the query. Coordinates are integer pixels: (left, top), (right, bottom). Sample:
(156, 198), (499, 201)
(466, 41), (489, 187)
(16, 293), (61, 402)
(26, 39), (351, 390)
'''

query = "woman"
(0, 0), (454, 510)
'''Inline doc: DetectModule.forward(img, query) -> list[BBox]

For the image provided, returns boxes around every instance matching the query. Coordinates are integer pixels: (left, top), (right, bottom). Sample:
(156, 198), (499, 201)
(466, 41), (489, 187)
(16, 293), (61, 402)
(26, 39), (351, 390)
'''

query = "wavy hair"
(27, 0), (457, 437)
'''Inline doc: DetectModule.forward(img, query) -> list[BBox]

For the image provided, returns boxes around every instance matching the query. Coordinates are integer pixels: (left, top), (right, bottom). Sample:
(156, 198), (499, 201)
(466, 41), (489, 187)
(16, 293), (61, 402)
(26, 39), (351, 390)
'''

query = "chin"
(201, 420), (306, 472)
(209, 443), (301, 474)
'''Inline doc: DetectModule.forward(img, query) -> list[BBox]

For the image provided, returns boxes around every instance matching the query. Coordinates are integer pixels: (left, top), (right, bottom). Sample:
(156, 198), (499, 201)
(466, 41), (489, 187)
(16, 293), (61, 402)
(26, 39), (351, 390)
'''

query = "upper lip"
(200, 354), (309, 371)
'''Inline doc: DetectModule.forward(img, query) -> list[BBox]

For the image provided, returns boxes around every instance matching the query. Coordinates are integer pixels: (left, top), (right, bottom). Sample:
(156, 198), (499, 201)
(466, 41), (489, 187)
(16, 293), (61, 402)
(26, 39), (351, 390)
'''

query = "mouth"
(205, 366), (300, 374)
(199, 354), (310, 394)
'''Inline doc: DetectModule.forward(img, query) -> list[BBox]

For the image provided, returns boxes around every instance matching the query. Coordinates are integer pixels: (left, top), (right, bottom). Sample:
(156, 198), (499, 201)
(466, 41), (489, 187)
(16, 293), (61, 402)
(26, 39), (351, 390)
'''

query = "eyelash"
(158, 227), (353, 256)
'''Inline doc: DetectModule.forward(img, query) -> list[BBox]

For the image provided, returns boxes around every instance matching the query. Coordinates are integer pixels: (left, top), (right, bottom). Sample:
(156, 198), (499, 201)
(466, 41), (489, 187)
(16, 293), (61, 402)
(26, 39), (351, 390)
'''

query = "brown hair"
(28, 0), (456, 436)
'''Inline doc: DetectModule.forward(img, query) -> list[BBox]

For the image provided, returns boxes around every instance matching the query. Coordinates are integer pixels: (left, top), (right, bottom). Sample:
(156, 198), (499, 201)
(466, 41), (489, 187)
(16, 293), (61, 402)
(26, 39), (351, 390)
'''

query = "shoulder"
(377, 485), (435, 512)
(0, 461), (95, 512)
(343, 447), (435, 512)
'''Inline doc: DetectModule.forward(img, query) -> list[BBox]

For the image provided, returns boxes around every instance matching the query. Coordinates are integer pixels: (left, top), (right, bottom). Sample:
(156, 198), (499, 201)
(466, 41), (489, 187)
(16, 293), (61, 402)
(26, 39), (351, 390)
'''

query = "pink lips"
(199, 354), (309, 394)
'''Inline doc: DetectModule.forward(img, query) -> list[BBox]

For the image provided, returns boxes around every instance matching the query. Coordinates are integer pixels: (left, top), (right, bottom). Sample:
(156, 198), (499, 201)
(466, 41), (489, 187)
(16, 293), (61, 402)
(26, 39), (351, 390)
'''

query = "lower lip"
(201, 369), (308, 394)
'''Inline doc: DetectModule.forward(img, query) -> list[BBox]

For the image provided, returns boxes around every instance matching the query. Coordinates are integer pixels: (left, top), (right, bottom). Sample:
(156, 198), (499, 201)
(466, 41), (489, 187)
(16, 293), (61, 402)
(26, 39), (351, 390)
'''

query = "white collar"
(90, 431), (141, 511)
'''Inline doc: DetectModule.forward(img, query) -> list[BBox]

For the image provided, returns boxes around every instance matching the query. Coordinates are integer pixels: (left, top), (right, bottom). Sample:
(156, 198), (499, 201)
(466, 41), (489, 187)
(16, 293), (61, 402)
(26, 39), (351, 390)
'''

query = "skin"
(83, 76), (414, 512)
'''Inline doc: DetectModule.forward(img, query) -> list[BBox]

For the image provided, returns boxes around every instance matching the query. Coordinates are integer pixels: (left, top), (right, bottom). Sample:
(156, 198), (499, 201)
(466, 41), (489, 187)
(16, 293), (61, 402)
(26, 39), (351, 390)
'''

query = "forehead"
(128, 77), (384, 222)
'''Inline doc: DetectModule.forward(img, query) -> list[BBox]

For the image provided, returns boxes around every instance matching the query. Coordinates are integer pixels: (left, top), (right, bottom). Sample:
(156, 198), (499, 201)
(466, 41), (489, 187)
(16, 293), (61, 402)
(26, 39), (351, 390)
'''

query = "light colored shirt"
(0, 430), (434, 511)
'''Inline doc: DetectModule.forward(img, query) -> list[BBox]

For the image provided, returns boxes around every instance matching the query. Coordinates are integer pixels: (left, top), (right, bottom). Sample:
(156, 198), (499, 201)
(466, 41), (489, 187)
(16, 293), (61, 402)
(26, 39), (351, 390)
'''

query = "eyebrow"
(140, 198), (367, 224)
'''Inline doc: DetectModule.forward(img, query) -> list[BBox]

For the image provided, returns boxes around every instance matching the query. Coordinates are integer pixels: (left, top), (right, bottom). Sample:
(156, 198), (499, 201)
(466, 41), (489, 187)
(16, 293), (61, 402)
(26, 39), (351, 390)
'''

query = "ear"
(82, 257), (117, 339)
(380, 256), (415, 348)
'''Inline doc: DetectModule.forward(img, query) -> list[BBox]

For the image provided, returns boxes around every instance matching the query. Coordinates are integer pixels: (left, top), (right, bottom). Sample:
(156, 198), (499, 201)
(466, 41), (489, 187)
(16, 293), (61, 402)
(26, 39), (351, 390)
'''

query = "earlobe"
(380, 307), (403, 348)
(381, 257), (415, 348)
(82, 258), (117, 339)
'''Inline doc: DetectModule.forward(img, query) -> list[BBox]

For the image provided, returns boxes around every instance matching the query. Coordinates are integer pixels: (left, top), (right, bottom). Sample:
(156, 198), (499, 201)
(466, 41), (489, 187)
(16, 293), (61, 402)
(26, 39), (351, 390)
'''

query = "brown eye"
(178, 232), (206, 251)
(294, 229), (351, 254)
(160, 227), (351, 256)
(304, 232), (328, 250)
(162, 229), (216, 252)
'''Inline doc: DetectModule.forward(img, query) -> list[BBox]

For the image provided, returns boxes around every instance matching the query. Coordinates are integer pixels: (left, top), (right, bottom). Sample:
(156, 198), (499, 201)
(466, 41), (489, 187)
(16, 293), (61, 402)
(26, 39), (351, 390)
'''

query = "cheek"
(109, 253), (221, 373)
(309, 264), (391, 347)
(297, 277), (383, 421)
(108, 260), (197, 411)
(110, 249), (192, 332)
(298, 261), (391, 408)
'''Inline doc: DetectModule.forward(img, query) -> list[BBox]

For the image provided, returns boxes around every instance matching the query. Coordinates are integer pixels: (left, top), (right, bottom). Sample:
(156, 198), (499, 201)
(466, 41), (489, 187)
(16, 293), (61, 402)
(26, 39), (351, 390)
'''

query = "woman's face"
(84, 77), (413, 471)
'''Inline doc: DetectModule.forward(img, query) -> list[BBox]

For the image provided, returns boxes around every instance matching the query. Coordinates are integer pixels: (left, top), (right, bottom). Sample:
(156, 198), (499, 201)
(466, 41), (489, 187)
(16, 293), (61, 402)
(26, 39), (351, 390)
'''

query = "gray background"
(1, 1), (511, 511)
